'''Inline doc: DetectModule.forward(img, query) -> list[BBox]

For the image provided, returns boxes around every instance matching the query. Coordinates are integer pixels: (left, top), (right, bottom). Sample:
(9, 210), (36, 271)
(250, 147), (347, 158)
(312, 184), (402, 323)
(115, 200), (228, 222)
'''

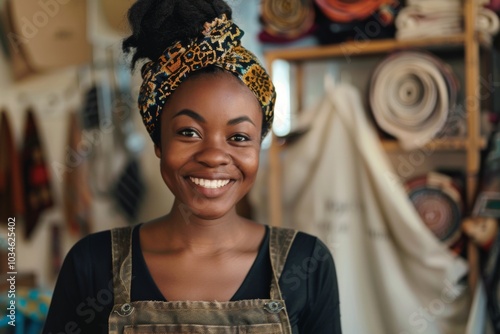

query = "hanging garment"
(250, 81), (470, 333)
(315, 0), (397, 23)
(369, 51), (460, 150)
(107, 226), (296, 333)
(0, 110), (24, 224)
(62, 112), (92, 236)
(21, 109), (54, 239)
(260, 0), (316, 41)
(111, 159), (145, 222)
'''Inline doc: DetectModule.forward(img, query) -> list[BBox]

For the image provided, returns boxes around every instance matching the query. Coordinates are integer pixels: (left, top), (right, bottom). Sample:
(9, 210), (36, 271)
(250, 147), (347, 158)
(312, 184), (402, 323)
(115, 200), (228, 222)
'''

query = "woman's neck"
(143, 202), (252, 255)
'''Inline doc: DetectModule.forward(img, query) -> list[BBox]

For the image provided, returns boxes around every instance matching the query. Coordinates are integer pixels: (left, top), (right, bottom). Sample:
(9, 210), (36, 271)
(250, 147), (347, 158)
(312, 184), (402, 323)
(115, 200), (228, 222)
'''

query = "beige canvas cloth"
(250, 80), (471, 333)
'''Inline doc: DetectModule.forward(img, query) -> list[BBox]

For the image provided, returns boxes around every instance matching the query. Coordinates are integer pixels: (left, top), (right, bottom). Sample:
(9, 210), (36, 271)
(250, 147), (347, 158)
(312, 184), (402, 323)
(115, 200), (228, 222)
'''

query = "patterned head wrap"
(138, 14), (276, 144)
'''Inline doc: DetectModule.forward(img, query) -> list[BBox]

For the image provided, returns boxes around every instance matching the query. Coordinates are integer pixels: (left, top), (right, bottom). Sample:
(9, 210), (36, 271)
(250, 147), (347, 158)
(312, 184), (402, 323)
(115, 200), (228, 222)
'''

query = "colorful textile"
(260, 0), (316, 40)
(21, 109), (54, 239)
(0, 110), (24, 224)
(315, 0), (396, 23)
(404, 172), (465, 254)
(139, 14), (275, 144)
(314, 1), (400, 45)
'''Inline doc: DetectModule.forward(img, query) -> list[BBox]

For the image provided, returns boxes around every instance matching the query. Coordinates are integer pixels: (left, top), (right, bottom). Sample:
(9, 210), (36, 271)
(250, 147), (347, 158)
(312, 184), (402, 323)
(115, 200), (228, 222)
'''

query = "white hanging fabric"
(250, 80), (471, 333)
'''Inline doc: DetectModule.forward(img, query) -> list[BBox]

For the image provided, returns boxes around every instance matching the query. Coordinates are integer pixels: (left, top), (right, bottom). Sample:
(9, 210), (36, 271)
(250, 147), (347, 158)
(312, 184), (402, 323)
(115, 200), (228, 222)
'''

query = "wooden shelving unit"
(264, 0), (485, 290)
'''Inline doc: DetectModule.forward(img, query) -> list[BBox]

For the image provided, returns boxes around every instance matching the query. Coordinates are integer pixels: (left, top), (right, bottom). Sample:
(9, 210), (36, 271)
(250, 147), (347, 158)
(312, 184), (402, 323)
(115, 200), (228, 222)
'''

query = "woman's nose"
(194, 143), (231, 167)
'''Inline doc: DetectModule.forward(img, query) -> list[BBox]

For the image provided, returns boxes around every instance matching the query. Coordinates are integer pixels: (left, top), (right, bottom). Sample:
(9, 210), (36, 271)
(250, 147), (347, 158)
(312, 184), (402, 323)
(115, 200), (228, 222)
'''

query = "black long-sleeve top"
(42, 224), (341, 333)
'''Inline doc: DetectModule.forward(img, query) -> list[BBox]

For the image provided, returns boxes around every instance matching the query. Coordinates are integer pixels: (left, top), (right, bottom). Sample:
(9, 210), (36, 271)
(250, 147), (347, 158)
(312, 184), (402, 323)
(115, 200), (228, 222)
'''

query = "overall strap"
(111, 226), (133, 305)
(269, 226), (297, 300)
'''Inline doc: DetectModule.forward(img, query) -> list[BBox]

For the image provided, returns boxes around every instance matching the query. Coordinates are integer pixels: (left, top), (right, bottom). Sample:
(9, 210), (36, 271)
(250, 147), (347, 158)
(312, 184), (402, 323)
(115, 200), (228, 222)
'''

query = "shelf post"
(464, 0), (481, 297)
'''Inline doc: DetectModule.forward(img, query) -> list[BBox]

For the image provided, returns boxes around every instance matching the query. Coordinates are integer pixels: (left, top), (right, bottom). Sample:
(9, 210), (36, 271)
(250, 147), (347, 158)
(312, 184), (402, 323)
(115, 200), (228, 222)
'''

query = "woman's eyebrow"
(173, 109), (206, 123)
(227, 116), (256, 127)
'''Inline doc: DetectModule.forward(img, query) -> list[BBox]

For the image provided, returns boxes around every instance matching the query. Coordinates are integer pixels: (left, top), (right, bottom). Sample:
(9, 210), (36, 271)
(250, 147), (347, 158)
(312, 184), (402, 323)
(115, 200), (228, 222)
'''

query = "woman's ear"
(154, 144), (161, 158)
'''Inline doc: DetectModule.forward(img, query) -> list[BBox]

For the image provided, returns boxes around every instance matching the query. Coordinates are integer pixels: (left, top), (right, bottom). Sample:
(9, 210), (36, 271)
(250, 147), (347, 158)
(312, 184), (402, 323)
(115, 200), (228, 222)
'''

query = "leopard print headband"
(138, 14), (276, 144)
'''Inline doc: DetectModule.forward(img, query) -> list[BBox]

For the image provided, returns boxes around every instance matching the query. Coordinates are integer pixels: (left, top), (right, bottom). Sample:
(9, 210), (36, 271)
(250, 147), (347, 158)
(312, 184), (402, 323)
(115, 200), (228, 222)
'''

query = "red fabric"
(315, 0), (396, 23)
(30, 166), (49, 185)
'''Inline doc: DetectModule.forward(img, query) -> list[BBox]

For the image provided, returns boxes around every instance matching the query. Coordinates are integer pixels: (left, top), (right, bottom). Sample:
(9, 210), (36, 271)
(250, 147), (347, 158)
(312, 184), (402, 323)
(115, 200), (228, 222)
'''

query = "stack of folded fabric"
(369, 50), (460, 150)
(396, 0), (500, 39)
(395, 0), (463, 39)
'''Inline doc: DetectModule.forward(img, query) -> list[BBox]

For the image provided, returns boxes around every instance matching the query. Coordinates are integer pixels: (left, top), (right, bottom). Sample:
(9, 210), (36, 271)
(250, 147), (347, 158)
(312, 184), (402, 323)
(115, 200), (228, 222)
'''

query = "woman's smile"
(189, 177), (231, 189)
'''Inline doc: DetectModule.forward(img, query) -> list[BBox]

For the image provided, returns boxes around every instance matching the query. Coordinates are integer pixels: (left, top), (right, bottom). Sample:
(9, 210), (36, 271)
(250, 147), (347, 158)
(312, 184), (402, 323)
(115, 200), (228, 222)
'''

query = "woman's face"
(156, 71), (263, 220)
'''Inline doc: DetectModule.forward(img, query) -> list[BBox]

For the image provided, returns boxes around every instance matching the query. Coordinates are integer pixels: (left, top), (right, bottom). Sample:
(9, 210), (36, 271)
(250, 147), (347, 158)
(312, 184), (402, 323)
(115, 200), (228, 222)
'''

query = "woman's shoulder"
(61, 229), (114, 278)
(68, 229), (112, 256)
(270, 226), (333, 259)
(291, 230), (334, 264)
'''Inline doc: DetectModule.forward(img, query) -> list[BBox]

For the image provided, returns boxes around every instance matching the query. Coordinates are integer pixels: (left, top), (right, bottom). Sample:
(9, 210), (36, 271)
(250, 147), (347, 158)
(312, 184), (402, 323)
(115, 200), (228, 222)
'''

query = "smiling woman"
(42, 1), (341, 333)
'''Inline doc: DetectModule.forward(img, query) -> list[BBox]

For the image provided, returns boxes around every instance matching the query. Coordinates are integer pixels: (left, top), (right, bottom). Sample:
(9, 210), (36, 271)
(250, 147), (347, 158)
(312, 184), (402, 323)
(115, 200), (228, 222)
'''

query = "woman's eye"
(230, 134), (250, 142)
(178, 129), (200, 138)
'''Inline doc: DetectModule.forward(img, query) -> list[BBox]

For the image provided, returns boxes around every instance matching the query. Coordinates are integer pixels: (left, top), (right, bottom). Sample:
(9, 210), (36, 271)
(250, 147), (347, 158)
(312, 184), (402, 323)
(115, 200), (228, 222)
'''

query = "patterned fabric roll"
(260, 0), (316, 39)
(139, 14), (276, 144)
(405, 172), (464, 251)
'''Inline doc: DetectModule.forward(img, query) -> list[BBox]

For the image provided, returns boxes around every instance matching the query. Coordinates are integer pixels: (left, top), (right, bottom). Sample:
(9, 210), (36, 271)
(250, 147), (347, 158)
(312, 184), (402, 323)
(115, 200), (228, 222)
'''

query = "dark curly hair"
(122, 0), (232, 69)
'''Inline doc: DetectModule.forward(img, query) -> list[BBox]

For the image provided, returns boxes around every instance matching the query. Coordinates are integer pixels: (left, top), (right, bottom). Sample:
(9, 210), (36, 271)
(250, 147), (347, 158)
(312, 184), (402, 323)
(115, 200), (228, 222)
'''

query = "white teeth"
(190, 177), (230, 189)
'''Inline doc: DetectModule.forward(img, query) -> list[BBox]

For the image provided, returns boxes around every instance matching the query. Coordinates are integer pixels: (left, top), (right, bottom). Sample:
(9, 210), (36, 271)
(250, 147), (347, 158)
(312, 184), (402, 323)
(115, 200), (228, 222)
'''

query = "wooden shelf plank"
(381, 137), (487, 152)
(265, 34), (466, 62)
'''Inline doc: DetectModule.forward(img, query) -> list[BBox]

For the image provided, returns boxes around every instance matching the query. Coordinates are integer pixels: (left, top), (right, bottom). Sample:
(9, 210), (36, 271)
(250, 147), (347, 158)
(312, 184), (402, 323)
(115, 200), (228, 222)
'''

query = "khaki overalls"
(108, 225), (297, 334)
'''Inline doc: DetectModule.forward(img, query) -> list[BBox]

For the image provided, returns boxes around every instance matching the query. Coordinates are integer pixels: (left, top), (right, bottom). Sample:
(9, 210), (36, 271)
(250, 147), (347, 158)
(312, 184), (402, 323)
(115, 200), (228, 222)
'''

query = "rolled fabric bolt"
(315, 0), (394, 23)
(405, 172), (464, 248)
(260, 0), (316, 39)
(369, 51), (457, 150)
(476, 7), (500, 36)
